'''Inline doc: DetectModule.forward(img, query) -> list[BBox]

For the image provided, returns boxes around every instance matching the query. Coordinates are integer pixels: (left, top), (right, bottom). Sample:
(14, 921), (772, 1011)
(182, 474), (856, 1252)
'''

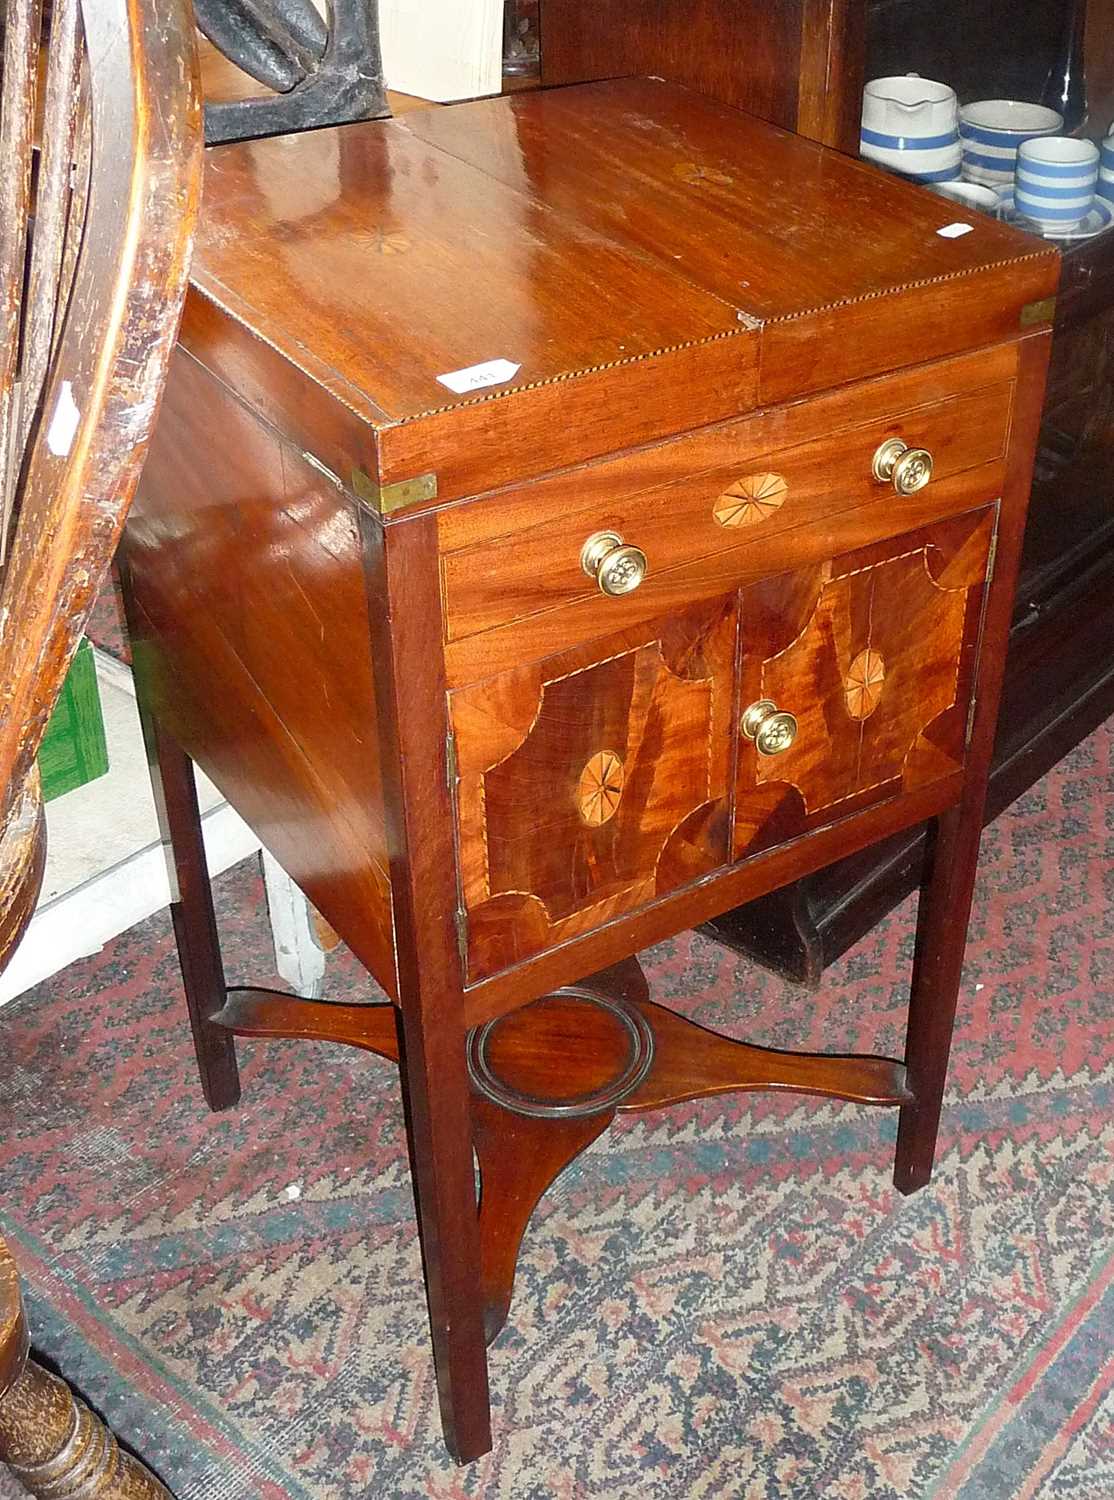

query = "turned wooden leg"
(894, 803), (983, 1194)
(0, 1358), (173, 1499)
(1, 1239), (171, 1497)
(135, 703), (240, 1113)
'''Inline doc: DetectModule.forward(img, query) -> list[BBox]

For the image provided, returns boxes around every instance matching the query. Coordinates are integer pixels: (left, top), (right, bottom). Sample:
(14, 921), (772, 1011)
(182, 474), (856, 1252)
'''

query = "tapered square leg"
(894, 803), (983, 1194)
(395, 1010), (491, 1462)
(134, 694), (240, 1113)
(119, 548), (241, 1113)
(361, 506), (492, 1461)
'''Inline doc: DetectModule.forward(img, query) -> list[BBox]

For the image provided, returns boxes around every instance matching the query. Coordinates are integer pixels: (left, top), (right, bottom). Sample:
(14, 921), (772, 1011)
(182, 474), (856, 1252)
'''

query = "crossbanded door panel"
(451, 596), (738, 982)
(732, 507), (995, 861)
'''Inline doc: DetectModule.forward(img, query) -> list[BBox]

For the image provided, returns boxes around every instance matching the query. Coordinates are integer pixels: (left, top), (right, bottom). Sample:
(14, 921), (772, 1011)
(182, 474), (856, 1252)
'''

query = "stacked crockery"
(959, 100), (1063, 189)
(860, 75), (961, 184)
(928, 179), (1002, 214)
(1099, 133), (1114, 203)
(1016, 137), (1100, 232)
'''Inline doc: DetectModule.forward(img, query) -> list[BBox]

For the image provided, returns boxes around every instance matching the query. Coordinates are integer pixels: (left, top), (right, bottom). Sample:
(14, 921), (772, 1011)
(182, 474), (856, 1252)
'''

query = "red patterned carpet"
(0, 719), (1111, 1499)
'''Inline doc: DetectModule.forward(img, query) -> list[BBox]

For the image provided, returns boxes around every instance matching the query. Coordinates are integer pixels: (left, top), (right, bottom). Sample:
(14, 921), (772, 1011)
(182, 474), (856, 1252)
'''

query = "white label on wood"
(437, 359), (522, 395)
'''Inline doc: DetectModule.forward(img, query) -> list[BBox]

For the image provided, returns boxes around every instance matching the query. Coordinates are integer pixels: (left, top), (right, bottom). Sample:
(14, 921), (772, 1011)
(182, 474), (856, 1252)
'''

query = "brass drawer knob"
(580, 530), (648, 597)
(872, 437), (934, 495)
(741, 698), (798, 756)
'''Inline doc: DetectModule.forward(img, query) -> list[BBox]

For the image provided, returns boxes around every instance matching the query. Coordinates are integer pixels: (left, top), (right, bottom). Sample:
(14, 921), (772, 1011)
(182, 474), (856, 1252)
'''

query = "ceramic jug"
(861, 75), (961, 182)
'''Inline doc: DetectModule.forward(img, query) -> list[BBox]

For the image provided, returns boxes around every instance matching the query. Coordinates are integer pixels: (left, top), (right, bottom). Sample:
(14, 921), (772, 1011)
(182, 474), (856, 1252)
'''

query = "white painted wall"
(379, 0), (503, 102)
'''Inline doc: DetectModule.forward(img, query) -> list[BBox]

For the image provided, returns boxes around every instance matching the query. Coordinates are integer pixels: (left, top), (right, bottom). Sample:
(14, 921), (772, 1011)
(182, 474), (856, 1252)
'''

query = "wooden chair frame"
(1, 0), (203, 1492)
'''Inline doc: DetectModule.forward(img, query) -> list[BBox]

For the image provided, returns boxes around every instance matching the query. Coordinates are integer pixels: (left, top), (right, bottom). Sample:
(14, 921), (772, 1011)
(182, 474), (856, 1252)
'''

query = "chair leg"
(0, 1357), (172, 1498)
(395, 1008), (492, 1465)
(894, 802), (983, 1195)
(137, 705), (240, 1114)
(260, 849), (328, 999)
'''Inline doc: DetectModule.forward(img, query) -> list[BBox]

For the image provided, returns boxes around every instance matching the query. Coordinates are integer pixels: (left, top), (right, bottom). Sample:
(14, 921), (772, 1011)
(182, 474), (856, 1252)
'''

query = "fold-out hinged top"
(182, 77), (1060, 514)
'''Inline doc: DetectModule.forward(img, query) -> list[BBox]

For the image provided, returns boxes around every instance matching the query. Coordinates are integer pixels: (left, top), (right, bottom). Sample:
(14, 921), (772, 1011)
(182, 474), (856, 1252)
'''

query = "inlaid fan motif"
(673, 161), (734, 187)
(577, 750), (626, 826)
(372, 229), (411, 255)
(844, 649), (887, 720)
(713, 472), (788, 528)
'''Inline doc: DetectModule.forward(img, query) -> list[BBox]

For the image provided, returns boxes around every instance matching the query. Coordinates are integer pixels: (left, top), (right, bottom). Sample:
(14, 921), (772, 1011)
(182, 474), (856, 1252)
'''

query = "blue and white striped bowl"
(1016, 137), (1100, 230)
(1099, 137), (1114, 203)
(959, 100), (1063, 187)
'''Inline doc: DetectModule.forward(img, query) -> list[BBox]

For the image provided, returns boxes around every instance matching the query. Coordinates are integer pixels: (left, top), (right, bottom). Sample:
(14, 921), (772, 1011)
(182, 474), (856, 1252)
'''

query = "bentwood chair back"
(0, 2), (202, 1490)
(0, 0), (203, 971)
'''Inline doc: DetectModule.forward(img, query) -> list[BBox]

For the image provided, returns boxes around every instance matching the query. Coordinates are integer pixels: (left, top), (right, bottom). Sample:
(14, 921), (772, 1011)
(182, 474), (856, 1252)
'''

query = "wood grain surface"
(181, 78), (1057, 508)
(0, 1238), (26, 1400)
(125, 349), (396, 995)
(439, 374), (1013, 646)
(539, 0), (865, 150)
(0, 0), (204, 841)
(452, 597), (738, 980)
(733, 508), (993, 860)
(126, 66), (1058, 1463)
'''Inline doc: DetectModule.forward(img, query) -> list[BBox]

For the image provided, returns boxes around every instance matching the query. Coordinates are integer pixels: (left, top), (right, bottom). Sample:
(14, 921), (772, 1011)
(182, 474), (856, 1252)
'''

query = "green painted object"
(38, 637), (109, 801)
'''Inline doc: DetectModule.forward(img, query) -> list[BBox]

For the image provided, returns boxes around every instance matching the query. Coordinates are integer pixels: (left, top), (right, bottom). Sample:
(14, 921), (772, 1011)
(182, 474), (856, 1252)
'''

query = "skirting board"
(0, 651), (262, 1006)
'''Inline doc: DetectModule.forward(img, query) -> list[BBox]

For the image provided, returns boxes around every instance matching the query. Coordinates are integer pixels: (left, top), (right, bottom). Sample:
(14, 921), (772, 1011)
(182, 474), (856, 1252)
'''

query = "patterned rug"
(0, 720), (1111, 1499)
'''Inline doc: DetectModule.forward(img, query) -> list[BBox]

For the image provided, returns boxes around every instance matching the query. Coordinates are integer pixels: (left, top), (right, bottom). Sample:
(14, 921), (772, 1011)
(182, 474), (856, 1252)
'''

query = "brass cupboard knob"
(872, 437), (934, 496)
(741, 698), (798, 756)
(580, 530), (648, 597)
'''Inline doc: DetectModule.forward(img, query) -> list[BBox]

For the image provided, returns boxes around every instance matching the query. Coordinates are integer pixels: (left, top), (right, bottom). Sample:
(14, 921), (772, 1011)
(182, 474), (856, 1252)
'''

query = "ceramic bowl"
(928, 179), (1001, 214)
(959, 99), (1063, 186)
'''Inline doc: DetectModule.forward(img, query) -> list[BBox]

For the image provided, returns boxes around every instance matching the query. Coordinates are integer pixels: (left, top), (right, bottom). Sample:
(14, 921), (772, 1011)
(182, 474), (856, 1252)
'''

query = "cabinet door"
(451, 596), (738, 981)
(733, 508), (995, 861)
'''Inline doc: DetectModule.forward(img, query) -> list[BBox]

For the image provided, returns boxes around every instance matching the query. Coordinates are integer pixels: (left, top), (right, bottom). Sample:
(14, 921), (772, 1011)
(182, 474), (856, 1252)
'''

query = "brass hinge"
(1020, 295), (1056, 329)
(301, 455), (438, 517)
(445, 727), (458, 789)
(985, 528), (999, 585)
(454, 906), (468, 967)
(350, 467), (438, 517)
(965, 694), (980, 748)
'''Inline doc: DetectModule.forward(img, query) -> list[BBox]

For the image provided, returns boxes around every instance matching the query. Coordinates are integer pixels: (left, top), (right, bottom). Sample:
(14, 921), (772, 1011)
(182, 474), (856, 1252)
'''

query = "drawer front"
(450, 508), (993, 984)
(450, 597), (738, 983)
(732, 507), (994, 861)
(440, 364), (1014, 654)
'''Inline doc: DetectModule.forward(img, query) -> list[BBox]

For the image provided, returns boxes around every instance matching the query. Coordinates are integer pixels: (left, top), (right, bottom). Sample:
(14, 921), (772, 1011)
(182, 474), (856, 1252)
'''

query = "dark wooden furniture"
(121, 78), (1057, 1461)
(539, 0), (1112, 151)
(539, 0), (866, 151)
(0, 0), (203, 1491)
(541, 0), (1114, 983)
